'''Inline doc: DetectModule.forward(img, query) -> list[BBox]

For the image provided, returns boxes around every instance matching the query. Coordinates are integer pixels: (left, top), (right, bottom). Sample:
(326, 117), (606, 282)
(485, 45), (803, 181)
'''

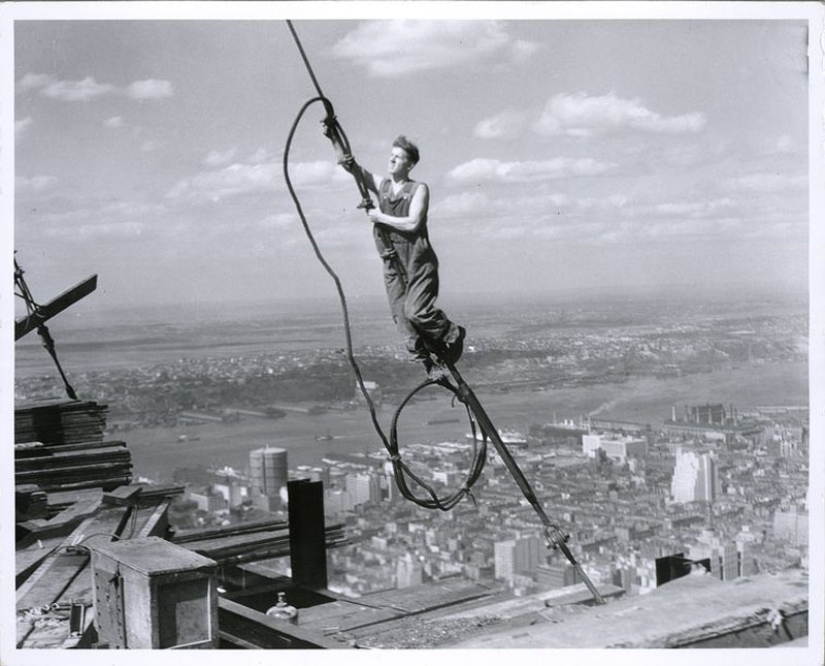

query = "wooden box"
(90, 536), (218, 649)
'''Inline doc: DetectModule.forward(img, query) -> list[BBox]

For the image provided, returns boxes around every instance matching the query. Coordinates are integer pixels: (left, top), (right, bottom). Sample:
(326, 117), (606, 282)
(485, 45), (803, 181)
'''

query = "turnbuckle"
(544, 524), (570, 550)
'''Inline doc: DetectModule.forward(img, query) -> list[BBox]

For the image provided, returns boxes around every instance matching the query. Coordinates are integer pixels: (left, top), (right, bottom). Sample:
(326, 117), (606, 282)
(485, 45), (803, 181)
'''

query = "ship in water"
(466, 428), (528, 447)
(426, 416), (461, 425)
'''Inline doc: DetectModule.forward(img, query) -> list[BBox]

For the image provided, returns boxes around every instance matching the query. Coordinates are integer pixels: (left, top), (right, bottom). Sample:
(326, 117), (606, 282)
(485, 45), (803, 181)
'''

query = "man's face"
(388, 147), (414, 177)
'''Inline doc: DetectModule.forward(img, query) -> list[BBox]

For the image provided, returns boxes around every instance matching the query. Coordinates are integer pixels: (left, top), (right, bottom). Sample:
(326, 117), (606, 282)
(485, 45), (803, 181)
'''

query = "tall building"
(773, 505), (809, 547)
(249, 446), (288, 511)
(537, 561), (581, 589)
(670, 448), (719, 503)
(689, 533), (740, 581)
(396, 553), (423, 589)
(583, 433), (648, 463)
(346, 472), (381, 506)
(494, 534), (541, 583)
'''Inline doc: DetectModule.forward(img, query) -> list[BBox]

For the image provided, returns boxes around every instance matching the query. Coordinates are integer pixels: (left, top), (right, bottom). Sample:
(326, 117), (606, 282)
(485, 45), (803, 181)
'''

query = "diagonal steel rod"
(442, 358), (606, 605)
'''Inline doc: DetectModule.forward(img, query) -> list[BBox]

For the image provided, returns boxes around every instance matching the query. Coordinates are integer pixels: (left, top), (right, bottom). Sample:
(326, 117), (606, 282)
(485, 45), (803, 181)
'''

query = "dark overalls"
(374, 179), (460, 361)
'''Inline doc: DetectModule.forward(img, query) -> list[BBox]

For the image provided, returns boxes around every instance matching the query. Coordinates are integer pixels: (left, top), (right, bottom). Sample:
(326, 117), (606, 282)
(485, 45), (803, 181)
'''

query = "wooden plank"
(17, 498), (103, 548)
(35, 475), (133, 493)
(16, 504), (129, 607)
(15, 439), (125, 458)
(15, 536), (65, 588)
(218, 597), (352, 649)
(17, 461), (131, 479)
(45, 487), (103, 508)
(15, 274), (97, 340)
(137, 498), (172, 538)
(103, 484), (143, 506)
(15, 446), (130, 470)
(15, 502), (137, 650)
(15, 484), (49, 522)
(17, 552), (90, 612)
(59, 561), (95, 606)
(16, 512), (102, 606)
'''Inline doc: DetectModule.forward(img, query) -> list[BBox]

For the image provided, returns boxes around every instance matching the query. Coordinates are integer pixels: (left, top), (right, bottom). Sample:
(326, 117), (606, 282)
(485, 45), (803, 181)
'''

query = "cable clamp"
(320, 111), (338, 135)
(337, 154), (355, 169)
(544, 525), (570, 550)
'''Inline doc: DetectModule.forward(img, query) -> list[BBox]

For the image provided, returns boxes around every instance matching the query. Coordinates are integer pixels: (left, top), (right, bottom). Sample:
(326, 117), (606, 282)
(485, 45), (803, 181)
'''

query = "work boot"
(422, 357), (447, 383)
(442, 325), (466, 365)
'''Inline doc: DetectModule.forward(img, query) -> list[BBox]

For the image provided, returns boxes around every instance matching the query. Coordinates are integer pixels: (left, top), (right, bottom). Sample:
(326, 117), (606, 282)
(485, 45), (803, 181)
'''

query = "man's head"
(392, 135), (420, 166)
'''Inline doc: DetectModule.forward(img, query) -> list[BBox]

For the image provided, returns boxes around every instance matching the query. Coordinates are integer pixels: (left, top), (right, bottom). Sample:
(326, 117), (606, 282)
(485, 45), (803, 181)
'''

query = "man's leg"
(404, 267), (465, 364)
(384, 264), (427, 361)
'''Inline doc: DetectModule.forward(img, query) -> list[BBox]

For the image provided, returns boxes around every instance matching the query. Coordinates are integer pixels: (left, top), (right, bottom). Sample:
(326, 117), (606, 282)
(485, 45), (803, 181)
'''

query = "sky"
(6, 7), (817, 317)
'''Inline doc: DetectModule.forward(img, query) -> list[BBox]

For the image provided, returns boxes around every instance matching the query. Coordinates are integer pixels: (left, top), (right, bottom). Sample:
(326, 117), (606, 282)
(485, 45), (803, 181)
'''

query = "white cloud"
(435, 190), (572, 220)
(726, 172), (807, 193)
(99, 201), (168, 218)
(510, 39), (540, 64)
(140, 140), (162, 153)
(474, 110), (527, 139)
(534, 92), (707, 138)
(167, 162), (279, 202)
(16, 174), (58, 192)
(447, 157), (614, 184)
(247, 148), (274, 164)
(290, 160), (350, 187)
(434, 191), (494, 217)
(166, 157), (349, 203)
(258, 213), (298, 230)
(15, 116), (33, 136)
(332, 21), (536, 77)
(126, 79), (174, 100)
(42, 76), (116, 102)
(652, 198), (734, 218)
(17, 72), (174, 102)
(18, 73), (54, 91)
(104, 116), (124, 128)
(204, 148), (238, 167)
(45, 220), (146, 239)
(37, 199), (164, 239)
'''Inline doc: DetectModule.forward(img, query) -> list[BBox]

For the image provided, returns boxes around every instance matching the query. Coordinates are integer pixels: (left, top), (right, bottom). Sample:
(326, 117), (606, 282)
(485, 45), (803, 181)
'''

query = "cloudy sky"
(7, 8), (815, 315)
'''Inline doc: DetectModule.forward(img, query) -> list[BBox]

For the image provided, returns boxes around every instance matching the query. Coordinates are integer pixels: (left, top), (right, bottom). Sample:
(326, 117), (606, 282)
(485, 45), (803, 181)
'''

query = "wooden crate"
(89, 537), (218, 649)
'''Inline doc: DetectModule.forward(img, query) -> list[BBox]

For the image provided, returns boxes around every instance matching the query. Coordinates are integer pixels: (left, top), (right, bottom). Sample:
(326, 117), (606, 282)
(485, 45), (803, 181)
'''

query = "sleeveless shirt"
(374, 179), (438, 277)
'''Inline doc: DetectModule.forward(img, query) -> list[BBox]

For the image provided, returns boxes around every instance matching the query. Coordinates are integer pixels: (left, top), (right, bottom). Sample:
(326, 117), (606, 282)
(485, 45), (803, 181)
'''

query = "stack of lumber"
(15, 399), (108, 446)
(14, 400), (132, 493)
(15, 440), (132, 493)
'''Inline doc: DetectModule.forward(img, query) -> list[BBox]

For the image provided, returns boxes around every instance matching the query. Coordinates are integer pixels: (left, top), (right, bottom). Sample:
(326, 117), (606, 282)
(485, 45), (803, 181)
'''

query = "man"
(332, 135), (465, 378)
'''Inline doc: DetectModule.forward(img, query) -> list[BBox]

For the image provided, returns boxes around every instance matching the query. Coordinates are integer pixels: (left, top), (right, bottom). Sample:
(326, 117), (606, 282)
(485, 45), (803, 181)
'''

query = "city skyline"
(5, 4), (817, 320)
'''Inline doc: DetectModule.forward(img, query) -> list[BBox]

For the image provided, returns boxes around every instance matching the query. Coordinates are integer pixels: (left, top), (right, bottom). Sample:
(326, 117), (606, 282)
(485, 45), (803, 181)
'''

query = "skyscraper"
(494, 533), (541, 583)
(671, 448), (719, 504)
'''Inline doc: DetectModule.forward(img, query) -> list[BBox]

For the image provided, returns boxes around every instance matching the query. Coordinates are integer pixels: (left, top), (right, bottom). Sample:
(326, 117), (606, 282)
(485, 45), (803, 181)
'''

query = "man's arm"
(368, 183), (429, 233)
(327, 134), (381, 195)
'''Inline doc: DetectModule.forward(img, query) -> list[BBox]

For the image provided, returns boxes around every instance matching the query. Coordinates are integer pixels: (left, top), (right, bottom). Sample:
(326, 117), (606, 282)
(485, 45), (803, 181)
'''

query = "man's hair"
(393, 135), (420, 165)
